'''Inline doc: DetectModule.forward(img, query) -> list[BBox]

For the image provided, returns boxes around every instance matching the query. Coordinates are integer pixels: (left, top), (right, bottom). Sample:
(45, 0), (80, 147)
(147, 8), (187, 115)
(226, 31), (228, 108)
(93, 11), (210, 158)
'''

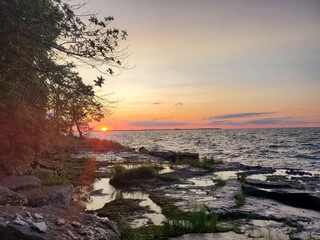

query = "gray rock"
(71, 221), (82, 228)
(31, 222), (47, 233)
(56, 218), (65, 226)
(12, 219), (28, 226)
(0, 187), (27, 205)
(19, 185), (73, 207)
(0, 175), (41, 191)
(67, 229), (78, 239)
(34, 213), (43, 220)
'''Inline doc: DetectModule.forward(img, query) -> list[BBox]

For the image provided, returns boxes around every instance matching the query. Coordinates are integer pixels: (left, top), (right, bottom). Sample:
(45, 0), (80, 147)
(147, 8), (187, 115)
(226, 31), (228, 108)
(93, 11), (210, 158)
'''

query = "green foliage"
(237, 172), (247, 183)
(214, 176), (227, 187)
(234, 192), (246, 207)
(0, 0), (127, 168)
(158, 173), (180, 182)
(173, 156), (223, 170)
(110, 165), (157, 187)
(163, 207), (219, 237)
(42, 165), (69, 186)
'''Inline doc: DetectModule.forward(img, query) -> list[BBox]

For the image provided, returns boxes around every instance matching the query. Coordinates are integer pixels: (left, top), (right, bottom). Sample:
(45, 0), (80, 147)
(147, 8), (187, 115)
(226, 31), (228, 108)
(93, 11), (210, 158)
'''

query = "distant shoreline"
(91, 126), (319, 132)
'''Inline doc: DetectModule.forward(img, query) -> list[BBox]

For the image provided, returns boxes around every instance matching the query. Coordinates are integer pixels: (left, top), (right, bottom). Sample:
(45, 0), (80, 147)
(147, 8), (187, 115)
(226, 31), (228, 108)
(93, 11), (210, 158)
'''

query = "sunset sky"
(76, 0), (320, 130)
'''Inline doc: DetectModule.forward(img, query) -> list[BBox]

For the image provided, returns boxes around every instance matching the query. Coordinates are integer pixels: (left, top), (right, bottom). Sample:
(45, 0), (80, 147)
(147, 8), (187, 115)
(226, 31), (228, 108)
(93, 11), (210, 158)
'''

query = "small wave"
(268, 144), (288, 149)
(294, 154), (320, 160)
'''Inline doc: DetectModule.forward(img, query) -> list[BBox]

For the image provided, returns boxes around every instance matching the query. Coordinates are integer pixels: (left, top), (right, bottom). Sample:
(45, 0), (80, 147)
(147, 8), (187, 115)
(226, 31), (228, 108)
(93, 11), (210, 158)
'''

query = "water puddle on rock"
(85, 178), (165, 228)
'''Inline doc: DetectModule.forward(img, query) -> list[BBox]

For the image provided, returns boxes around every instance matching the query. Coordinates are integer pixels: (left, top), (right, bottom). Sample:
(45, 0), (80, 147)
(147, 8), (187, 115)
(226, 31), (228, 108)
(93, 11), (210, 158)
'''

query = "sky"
(76, 0), (320, 130)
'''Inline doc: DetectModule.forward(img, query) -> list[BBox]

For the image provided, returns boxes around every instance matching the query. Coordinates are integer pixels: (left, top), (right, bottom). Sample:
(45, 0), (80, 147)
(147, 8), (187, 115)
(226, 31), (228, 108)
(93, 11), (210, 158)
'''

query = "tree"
(0, 0), (127, 172)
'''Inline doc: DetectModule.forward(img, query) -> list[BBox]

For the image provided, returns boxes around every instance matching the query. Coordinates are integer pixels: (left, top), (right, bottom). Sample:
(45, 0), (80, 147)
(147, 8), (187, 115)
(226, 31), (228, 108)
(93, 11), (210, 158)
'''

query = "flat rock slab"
(0, 187), (27, 205)
(19, 185), (73, 207)
(170, 232), (268, 240)
(0, 175), (41, 191)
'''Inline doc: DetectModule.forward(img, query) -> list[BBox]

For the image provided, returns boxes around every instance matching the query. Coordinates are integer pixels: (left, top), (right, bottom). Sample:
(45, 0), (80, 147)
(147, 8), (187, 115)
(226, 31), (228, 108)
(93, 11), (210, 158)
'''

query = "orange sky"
(76, 0), (320, 130)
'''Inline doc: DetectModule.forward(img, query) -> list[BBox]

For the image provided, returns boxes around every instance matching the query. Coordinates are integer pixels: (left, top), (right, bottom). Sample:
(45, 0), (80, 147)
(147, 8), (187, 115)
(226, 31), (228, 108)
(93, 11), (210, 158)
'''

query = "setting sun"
(101, 126), (108, 132)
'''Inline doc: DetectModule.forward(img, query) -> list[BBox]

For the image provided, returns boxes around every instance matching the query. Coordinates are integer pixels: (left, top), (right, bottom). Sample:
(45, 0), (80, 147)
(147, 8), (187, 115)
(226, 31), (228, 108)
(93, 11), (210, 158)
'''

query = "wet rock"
(31, 222), (47, 233)
(286, 169), (312, 176)
(0, 187), (27, 205)
(148, 150), (199, 162)
(245, 179), (304, 189)
(19, 185), (73, 207)
(0, 175), (41, 191)
(138, 147), (149, 154)
(242, 184), (320, 211)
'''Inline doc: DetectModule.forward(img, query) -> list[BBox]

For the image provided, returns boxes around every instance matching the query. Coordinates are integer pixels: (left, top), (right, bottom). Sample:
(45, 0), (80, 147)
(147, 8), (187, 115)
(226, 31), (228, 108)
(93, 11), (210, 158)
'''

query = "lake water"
(89, 128), (320, 171)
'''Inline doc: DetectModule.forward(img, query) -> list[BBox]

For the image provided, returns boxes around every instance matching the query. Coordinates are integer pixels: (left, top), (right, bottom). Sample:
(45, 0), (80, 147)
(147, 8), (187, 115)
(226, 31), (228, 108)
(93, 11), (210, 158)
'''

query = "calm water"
(89, 128), (320, 171)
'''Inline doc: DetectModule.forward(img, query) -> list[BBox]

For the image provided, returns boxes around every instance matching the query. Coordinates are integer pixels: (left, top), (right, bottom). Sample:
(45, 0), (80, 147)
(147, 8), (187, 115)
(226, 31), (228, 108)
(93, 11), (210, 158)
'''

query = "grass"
(110, 164), (180, 187)
(213, 176), (227, 187)
(173, 156), (224, 170)
(110, 165), (157, 187)
(234, 192), (246, 207)
(237, 172), (247, 183)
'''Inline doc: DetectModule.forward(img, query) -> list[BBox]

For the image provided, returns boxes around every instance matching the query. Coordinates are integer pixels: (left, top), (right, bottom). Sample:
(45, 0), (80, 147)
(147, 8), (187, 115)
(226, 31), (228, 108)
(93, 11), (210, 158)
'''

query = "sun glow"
(101, 126), (108, 132)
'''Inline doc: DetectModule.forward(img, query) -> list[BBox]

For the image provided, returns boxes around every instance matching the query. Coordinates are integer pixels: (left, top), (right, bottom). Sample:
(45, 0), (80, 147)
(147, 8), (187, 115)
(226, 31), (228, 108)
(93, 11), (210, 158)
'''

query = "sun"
(101, 126), (108, 132)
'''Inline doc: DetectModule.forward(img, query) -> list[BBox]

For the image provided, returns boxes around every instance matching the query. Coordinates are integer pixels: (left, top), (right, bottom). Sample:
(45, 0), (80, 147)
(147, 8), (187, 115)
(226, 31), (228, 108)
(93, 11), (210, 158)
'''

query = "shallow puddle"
(85, 177), (165, 228)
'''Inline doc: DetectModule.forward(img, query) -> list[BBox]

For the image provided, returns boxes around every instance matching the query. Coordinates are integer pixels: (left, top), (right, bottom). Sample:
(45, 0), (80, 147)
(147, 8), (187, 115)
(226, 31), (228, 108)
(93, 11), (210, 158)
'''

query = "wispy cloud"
(152, 102), (162, 105)
(206, 112), (274, 120)
(245, 118), (306, 125)
(207, 117), (307, 126)
(175, 102), (183, 106)
(128, 121), (190, 127)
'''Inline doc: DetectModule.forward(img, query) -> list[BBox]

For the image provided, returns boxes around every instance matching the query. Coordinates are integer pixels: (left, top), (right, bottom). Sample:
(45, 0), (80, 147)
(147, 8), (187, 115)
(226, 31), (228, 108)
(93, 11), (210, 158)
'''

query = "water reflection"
(85, 178), (165, 228)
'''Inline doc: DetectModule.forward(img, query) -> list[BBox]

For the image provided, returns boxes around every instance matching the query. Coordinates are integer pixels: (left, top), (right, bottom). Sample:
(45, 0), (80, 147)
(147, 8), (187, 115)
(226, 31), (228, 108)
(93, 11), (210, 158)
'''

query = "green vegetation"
(237, 172), (247, 183)
(213, 176), (227, 187)
(110, 164), (180, 187)
(173, 156), (223, 170)
(234, 192), (246, 207)
(41, 164), (69, 186)
(266, 175), (288, 182)
(0, 0), (127, 171)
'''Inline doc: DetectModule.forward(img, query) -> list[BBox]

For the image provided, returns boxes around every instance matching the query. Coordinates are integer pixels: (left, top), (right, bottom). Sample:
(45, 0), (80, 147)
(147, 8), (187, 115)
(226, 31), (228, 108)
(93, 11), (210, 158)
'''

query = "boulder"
(0, 175), (41, 191)
(19, 185), (73, 207)
(0, 187), (27, 205)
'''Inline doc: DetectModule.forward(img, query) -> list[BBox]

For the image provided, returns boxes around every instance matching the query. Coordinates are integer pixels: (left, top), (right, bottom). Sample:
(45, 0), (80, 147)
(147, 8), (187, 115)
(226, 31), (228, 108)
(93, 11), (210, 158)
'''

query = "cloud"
(175, 102), (183, 106)
(207, 112), (274, 120)
(245, 118), (307, 125)
(152, 102), (162, 105)
(207, 117), (307, 126)
(128, 121), (190, 127)
(208, 120), (244, 126)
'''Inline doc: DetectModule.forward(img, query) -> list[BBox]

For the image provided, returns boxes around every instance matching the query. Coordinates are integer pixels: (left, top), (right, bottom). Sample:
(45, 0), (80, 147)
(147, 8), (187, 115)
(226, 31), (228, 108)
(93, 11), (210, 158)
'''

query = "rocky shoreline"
(0, 141), (319, 239)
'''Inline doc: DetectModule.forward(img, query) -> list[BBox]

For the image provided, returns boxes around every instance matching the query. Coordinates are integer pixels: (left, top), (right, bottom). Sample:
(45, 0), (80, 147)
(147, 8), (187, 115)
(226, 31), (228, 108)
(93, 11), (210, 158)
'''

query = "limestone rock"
(0, 187), (27, 205)
(31, 222), (47, 233)
(0, 175), (41, 191)
(19, 185), (73, 207)
(56, 218), (65, 226)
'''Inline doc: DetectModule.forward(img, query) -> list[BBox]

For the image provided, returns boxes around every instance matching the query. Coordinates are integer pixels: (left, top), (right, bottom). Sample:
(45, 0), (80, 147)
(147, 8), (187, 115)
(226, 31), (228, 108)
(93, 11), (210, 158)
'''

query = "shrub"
(234, 192), (246, 207)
